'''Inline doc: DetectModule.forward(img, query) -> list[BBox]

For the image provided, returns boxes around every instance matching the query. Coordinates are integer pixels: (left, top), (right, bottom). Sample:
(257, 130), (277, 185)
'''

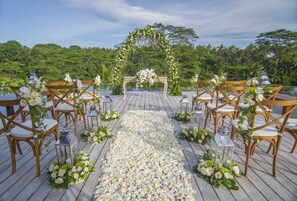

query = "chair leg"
(245, 139), (252, 177)
(34, 139), (40, 176)
(17, 142), (23, 155)
(291, 139), (297, 153)
(50, 108), (55, 119)
(273, 137), (282, 177)
(204, 109), (209, 130)
(73, 112), (77, 136)
(7, 136), (16, 174)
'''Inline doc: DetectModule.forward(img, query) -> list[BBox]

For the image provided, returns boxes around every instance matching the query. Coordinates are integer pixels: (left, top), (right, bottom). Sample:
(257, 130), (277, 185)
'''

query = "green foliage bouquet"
(48, 151), (94, 189)
(100, 110), (120, 121)
(173, 111), (191, 123)
(179, 128), (211, 145)
(193, 150), (241, 190)
(238, 78), (264, 136)
(81, 126), (112, 144)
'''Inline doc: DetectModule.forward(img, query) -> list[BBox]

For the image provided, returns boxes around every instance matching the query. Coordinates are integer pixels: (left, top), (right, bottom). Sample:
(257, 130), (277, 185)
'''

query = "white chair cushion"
(56, 103), (74, 111)
(231, 119), (279, 137)
(79, 93), (93, 100)
(10, 119), (58, 138)
(238, 103), (272, 112)
(208, 103), (236, 112)
(281, 118), (297, 130)
(23, 101), (54, 112)
(197, 94), (212, 100)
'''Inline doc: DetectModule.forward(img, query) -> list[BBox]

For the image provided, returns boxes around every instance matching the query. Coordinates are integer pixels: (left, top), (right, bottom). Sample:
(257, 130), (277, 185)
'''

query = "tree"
(149, 23), (199, 46)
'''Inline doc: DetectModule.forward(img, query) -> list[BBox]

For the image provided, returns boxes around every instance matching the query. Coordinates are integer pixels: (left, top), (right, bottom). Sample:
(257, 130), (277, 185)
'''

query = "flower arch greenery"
(111, 27), (182, 96)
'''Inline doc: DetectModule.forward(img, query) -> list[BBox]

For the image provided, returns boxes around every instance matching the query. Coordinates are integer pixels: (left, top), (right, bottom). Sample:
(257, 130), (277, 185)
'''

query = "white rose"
(73, 173), (79, 179)
(20, 86), (30, 96)
(198, 139), (202, 144)
(20, 99), (27, 107)
(84, 167), (88, 172)
(256, 94), (264, 102)
(28, 99), (39, 106)
(71, 166), (76, 172)
(55, 178), (64, 184)
(215, 172), (222, 179)
(94, 75), (101, 86)
(49, 164), (55, 172)
(200, 167), (207, 175)
(233, 166), (240, 176)
(246, 96), (255, 106)
(77, 167), (82, 171)
(58, 169), (66, 177)
(224, 172), (231, 179)
(205, 167), (214, 176)
(93, 136), (98, 141)
(51, 172), (57, 179)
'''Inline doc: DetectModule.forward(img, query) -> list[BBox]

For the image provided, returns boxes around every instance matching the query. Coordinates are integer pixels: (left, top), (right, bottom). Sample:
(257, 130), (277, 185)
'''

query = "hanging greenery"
(111, 27), (182, 96)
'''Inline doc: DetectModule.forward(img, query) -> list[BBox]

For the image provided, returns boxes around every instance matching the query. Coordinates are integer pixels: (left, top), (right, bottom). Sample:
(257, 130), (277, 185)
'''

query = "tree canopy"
(0, 26), (296, 89)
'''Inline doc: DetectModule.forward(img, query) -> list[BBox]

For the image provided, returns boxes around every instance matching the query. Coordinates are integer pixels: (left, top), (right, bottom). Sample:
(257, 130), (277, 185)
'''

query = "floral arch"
(111, 27), (182, 96)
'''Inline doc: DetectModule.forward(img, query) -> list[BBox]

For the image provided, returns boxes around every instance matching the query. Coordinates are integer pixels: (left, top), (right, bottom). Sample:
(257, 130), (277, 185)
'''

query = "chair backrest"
(0, 99), (19, 133)
(253, 99), (297, 133)
(215, 85), (247, 109)
(224, 80), (246, 86)
(0, 98), (38, 135)
(46, 84), (77, 109)
(263, 85), (283, 101)
(195, 80), (214, 97)
(77, 80), (95, 99)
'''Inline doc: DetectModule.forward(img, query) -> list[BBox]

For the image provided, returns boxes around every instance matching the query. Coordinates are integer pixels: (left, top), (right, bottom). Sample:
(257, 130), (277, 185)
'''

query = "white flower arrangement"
(48, 151), (94, 189)
(135, 69), (157, 88)
(193, 150), (241, 190)
(238, 78), (264, 136)
(64, 73), (82, 92)
(210, 74), (227, 87)
(179, 128), (212, 145)
(19, 77), (48, 138)
(191, 74), (199, 84)
(100, 110), (120, 121)
(94, 74), (101, 86)
(81, 126), (112, 144)
(94, 110), (195, 200)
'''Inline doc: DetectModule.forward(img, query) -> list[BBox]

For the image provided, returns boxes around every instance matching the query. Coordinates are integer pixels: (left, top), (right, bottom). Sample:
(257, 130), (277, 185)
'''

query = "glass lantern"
(190, 105), (205, 132)
(180, 95), (190, 113)
(55, 126), (78, 165)
(103, 95), (113, 113)
(259, 72), (271, 86)
(211, 126), (234, 164)
(87, 105), (100, 130)
(28, 72), (38, 87)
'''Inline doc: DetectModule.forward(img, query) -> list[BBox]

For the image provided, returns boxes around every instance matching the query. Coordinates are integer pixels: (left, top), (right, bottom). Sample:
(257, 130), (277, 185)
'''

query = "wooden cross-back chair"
(237, 85), (283, 122)
(1, 98), (59, 176)
(204, 85), (247, 133)
(0, 99), (23, 154)
(10, 86), (55, 122)
(231, 99), (297, 177)
(192, 80), (214, 111)
(46, 83), (80, 135)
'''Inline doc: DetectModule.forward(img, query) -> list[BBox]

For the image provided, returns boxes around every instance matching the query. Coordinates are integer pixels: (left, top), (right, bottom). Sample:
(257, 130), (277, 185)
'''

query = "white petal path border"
(94, 110), (195, 200)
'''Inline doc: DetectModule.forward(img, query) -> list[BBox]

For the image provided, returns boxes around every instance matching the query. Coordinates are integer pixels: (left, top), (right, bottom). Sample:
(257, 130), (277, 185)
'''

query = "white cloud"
(63, 0), (186, 25)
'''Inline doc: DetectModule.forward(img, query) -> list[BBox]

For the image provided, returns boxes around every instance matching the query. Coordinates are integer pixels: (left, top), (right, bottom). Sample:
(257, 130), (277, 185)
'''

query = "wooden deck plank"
(0, 91), (296, 201)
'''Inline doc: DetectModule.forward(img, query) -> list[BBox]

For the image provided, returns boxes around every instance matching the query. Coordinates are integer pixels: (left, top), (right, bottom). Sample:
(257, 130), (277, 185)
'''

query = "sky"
(0, 0), (296, 49)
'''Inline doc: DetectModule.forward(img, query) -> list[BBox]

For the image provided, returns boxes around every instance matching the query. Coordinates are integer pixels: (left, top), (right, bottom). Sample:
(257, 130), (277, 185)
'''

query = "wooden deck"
(0, 91), (296, 201)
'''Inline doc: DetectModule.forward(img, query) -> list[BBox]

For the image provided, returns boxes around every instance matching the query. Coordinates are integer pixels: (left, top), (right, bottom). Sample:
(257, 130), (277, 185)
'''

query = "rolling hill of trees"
(0, 25), (296, 89)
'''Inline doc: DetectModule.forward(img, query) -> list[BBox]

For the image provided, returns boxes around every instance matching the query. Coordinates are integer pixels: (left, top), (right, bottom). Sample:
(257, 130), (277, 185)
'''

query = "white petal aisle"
(94, 110), (195, 200)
